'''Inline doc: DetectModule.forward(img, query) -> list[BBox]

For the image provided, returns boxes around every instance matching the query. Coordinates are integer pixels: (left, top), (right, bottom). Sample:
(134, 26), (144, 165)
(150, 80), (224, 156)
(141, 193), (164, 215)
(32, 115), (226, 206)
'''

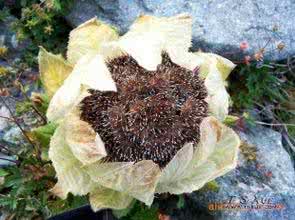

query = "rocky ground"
(66, 0), (295, 61)
(186, 124), (295, 220)
(1, 1), (295, 219)
(0, 15), (40, 166)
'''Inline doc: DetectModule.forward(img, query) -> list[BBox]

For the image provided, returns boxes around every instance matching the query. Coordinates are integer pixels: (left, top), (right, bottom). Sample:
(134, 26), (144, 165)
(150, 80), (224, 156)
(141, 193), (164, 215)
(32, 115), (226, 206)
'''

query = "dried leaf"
(64, 108), (106, 165)
(156, 117), (240, 194)
(87, 160), (161, 205)
(46, 54), (116, 122)
(67, 17), (119, 65)
(49, 125), (95, 199)
(38, 47), (73, 98)
(90, 187), (133, 211)
(116, 14), (192, 70)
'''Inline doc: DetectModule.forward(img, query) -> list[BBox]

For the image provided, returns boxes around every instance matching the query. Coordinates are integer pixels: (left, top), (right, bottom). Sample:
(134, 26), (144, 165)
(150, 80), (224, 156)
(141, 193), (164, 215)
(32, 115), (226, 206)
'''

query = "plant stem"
(18, 82), (47, 124)
(0, 96), (36, 149)
(0, 115), (14, 122)
(282, 125), (295, 153)
(0, 144), (15, 155)
(1, 59), (47, 124)
(255, 121), (295, 127)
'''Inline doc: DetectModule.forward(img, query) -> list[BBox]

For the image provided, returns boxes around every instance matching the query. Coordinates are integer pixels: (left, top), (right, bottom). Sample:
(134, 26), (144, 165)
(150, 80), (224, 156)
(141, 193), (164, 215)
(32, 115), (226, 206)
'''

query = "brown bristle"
(80, 53), (208, 167)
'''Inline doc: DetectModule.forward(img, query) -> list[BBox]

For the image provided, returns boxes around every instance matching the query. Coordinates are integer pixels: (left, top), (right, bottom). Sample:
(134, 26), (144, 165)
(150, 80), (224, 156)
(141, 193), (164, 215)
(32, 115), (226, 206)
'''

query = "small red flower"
(158, 213), (170, 220)
(265, 171), (273, 178)
(240, 41), (249, 50)
(244, 55), (251, 65)
(254, 51), (264, 61)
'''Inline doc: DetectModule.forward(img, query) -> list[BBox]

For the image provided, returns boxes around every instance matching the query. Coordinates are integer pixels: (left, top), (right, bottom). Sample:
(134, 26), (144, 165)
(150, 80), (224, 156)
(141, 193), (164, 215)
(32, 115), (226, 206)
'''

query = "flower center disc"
(80, 53), (208, 167)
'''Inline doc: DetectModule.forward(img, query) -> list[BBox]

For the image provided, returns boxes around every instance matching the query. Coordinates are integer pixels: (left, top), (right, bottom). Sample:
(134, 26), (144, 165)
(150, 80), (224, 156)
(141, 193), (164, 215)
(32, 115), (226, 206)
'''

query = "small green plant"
(4, 0), (73, 66)
(113, 201), (159, 220)
(0, 8), (10, 21)
(0, 94), (87, 219)
(229, 62), (289, 109)
(229, 59), (295, 140)
(0, 160), (88, 219)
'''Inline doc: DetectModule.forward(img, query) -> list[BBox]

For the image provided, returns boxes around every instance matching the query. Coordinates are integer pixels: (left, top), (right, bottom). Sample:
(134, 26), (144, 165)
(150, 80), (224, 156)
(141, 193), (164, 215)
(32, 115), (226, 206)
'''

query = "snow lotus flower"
(39, 14), (240, 211)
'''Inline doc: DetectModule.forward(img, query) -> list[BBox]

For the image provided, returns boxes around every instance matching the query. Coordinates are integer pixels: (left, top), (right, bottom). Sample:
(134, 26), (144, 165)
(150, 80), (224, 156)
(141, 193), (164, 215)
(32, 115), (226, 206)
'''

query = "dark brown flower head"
(80, 53), (208, 167)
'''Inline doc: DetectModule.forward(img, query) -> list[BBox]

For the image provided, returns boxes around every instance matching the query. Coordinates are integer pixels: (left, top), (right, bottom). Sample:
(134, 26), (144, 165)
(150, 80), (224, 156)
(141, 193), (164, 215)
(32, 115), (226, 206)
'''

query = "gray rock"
(0, 153), (17, 167)
(0, 97), (15, 136)
(186, 125), (295, 220)
(0, 100), (19, 167)
(66, 0), (295, 61)
(0, 106), (11, 130)
(2, 126), (22, 146)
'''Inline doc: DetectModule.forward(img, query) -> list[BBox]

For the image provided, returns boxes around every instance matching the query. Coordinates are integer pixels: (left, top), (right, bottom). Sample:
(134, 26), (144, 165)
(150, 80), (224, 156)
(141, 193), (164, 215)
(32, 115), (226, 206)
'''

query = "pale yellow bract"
(39, 14), (240, 211)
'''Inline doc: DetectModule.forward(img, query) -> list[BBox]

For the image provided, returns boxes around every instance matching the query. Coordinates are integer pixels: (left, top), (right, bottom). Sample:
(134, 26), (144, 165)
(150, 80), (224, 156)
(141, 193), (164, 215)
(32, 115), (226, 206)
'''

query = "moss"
(4, 0), (73, 66)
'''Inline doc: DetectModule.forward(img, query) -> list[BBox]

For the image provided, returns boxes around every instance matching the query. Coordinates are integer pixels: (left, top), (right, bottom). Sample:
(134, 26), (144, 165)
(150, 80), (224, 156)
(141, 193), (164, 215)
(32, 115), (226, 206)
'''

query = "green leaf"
(0, 8), (10, 22)
(112, 200), (136, 219)
(120, 201), (158, 220)
(243, 112), (256, 126)
(176, 195), (185, 209)
(48, 195), (88, 216)
(3, 174), (22, 188)
(52, 0), (62, 11)
(36, 93), (50, 115)
(224, 115), (239, 126)
(32, 122), (57, 147)
(15, 93), (49, 116)
(15, 101), (32, 115)
(41, 149), (50, 161)
(0, 168), (9, 177)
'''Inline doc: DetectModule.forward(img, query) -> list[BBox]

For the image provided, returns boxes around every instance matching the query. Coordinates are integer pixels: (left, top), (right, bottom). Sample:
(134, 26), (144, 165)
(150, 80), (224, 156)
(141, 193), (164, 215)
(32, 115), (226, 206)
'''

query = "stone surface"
(0, 106), (10, 130)
(0, 98), (18, 167)
(184, 125), (295, 220)
(2, 126), (22, 146)
(66, 0), (295, 61)
(0, 97), (15, 138)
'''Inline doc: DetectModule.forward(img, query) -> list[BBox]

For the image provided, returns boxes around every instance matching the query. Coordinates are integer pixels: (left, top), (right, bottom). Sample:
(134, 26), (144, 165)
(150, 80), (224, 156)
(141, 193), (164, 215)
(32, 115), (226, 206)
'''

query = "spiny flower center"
(80, 53), (208, 167)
